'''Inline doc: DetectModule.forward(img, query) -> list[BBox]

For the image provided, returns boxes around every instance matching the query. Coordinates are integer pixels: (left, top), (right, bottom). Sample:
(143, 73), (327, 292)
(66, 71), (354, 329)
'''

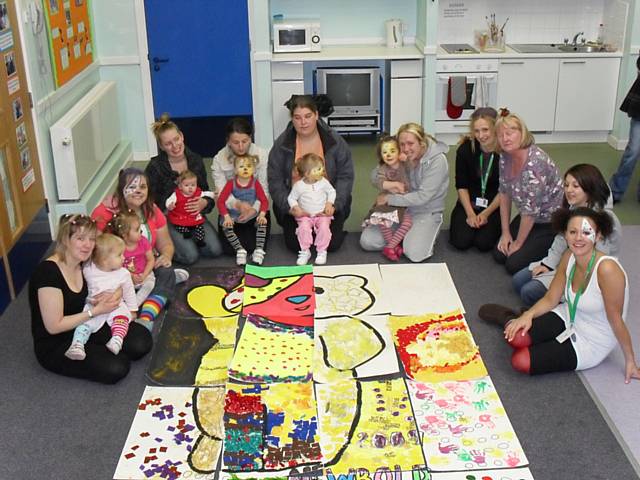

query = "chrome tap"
(571, 31), (585, 46)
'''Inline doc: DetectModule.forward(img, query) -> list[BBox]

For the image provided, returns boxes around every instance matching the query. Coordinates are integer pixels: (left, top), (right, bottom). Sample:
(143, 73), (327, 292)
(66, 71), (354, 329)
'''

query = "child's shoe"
(394, 245), (404, 258)
(106, 336), (123, 355)
(252, 248), (266, 265)
(382, 246), (399, 261)
(296, 250), (312, 266)
(65, 342), (86, 361)
(195, 239), (206, 248)
(315, 250), (328, 265)
(236, 249), (248, 266)
(174, 268), (189, 284)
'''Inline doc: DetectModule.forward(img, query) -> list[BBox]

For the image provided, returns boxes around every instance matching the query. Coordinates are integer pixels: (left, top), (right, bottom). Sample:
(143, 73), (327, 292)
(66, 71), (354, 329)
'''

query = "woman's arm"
(457, 188), (478, 226)
(154, 225), (175, 268)
(599, 259), (640, 383)
(510, 214), (535, 254)
(38, 287), (119, 335)
(497, 193), (513, 254)
(479, 192), (501, 219)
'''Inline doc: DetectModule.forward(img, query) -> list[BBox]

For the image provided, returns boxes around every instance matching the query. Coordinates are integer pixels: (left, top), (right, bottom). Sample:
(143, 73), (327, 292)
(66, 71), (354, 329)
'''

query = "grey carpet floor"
(1, 232), (638, 480)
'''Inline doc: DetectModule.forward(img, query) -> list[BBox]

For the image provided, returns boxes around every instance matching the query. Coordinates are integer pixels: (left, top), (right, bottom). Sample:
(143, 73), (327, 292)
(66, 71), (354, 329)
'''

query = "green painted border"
(245, 264), (313, 279)
(42, 0), (58, 88)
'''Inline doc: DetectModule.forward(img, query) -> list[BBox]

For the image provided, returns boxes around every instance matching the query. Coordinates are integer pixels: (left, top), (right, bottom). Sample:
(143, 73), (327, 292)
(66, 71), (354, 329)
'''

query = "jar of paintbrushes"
(481, 13), (508, 52)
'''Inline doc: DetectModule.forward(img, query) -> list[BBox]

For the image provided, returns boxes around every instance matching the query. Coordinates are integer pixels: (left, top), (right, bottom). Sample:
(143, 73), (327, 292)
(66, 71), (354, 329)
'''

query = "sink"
(508, 43), (563, 54)
(557, 45), (605, 53)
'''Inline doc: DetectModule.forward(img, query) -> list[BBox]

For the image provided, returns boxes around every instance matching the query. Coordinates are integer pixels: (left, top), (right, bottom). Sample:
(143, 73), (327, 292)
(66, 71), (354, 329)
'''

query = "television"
(315, 67), (381, 132)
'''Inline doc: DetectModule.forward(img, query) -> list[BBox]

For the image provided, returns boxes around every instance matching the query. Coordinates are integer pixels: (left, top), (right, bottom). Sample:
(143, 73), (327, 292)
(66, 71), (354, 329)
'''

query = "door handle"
(152, 57), (169, 63)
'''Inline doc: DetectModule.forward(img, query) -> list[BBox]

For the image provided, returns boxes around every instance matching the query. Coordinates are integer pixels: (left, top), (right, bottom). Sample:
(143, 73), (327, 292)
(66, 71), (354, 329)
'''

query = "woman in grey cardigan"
(360, 123), (449, 262)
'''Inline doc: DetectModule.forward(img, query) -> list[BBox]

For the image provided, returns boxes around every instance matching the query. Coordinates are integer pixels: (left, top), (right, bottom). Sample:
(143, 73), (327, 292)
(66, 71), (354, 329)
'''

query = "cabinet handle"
(562, 60), (586, 64)
(500, 61), (525, 65)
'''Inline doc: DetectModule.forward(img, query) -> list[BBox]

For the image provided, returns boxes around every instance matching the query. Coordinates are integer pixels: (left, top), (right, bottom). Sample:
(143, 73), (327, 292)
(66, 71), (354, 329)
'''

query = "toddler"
(364, 135), (413, 261)
(65, 234), (138, 360)
(166, 170), (214, 247)
(110, 210), (156, 306)
(287, 153), (336, 266)
(217, 154), (269, 265)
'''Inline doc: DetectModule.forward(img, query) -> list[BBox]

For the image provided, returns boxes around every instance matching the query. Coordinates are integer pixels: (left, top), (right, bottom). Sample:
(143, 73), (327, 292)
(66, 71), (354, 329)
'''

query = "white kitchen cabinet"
(390, 60), (423, 133)
(554, 57), (621, 131)
(271, 62), (304, 138)
(497, 58), (559, 132)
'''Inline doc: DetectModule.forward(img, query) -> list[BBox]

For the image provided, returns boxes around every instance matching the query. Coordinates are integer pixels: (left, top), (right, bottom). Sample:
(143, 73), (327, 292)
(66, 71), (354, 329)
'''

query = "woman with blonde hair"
(493, 110), (563, 274)
(449, 107), (501, 251)
(360, 122), (449, 262)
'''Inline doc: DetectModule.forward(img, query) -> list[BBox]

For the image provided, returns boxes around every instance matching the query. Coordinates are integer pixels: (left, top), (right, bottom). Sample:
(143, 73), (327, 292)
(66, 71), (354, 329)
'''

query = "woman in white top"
(501, 207), (639, 382)
(211, 117), (270, 255)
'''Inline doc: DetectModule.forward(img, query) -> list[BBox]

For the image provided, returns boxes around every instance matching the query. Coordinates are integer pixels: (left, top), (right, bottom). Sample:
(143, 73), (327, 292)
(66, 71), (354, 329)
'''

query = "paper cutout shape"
(223, 383), (322, 472)
(178, 267), (245, 318)
(313, 315), (399, 383)
(407, 377), (529, 471)
(391, 311), (487, 382)
(316, 378), (426, 475)
(228, 314), (314, 383)
(380, 264), (465, 315)
(313, 264), (390, 318)
(114, 386), (223, 479)
(242, 265), (315, 326)
(430, 468), (534, 479)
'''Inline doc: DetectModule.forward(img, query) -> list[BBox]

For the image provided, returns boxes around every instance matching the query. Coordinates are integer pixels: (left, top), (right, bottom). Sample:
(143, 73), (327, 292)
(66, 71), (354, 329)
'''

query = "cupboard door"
(272, 80), (304, 138)
(497, 59), (559, 132)
(390, 77), (423, 133)
(555, 57), (620, 131)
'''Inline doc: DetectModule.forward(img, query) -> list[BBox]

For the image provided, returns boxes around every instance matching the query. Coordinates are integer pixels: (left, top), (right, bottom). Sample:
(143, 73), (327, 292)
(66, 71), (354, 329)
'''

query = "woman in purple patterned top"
(493, 111), (563, 274)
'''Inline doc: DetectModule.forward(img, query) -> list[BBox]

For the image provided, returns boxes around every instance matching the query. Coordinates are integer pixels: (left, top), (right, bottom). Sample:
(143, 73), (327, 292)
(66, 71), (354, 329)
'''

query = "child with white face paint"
(287, 153), (336, 265)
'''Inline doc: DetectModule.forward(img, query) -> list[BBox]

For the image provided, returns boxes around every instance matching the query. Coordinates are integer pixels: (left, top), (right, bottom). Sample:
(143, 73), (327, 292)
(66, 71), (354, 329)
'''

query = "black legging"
(273, 204), (349, 253)
(448, 202), (501, 252)
(527, 311), (578, 375)
(492, 215), (555, 274)
(217, 212), (272, 256)
(35, 322), (152, 384)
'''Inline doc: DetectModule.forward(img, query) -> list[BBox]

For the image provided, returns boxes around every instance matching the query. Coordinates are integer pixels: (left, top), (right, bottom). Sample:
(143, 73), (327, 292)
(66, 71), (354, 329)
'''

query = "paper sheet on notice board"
(380, 263), (465, 315)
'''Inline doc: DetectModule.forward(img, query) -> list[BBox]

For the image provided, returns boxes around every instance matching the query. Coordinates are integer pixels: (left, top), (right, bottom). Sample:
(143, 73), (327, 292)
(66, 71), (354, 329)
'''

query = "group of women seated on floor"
(28, 95), (639, 384)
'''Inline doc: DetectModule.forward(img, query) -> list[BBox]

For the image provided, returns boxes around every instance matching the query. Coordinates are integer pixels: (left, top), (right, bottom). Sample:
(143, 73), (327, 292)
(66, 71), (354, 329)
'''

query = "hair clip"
(499, 107), (510, 117)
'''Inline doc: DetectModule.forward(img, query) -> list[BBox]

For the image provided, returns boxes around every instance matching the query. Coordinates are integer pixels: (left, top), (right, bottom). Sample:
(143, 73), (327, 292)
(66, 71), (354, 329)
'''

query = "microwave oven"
(273, 19), (321, 53)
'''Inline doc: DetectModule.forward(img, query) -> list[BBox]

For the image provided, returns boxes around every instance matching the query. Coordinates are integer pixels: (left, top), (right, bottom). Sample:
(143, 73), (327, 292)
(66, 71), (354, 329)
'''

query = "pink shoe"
(394, 245), (404, 258)
(382, 247), (399, 261)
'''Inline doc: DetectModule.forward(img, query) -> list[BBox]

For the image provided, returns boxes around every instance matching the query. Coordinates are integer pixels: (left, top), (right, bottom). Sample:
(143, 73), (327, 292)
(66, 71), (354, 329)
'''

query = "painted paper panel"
(407, 378), (529, 471)
(431, 467), (534, 479)
(242, 265), (315, 326)
(390, 311), (487, 382)
(147, 315), (238, 386)
(114, 386), (224, 479)
(223, 383), (322, 473)
(313, 264), (390, 318)
(228, 314), (314, 383)
(176, 267), (245, 318)
(316, 378), (425, 475)
(380, 264), (465, 315)
(313, 315), (399, 383)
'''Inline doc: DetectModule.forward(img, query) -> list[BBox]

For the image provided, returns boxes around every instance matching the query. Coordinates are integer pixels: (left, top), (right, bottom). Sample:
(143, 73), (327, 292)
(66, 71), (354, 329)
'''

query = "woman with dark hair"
(145, 113), (222, 265)
(29, 214), (152, 383)
(512, 163), (622, 305)
(481, 207), (639, 382)
(212, 117), (270, 255)
(268, 95), (354, 253)
(449, 107), (501, 251)
(91, 168), (187, 329)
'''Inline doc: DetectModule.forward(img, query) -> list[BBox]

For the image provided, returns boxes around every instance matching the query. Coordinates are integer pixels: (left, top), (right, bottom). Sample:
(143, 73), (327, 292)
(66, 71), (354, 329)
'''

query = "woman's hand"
(90, 289), (122, 316)
(376, 193), (388, 206)
(236, 202), (257, 222)
(290, 205), (308, 218)
(386, 181), (406, 194)
(324, 202), (335, 216)
(497, 233), (513, 255)
(185, 197), (207, 214)
(466, 213), (479, 228)
(532, 265), (550, 277)
(476, 211), (488, 227)
(155, 253), (172, 268)
(624, 360), (640, 384)
(508, 239), (523, 256)
(504, 312), (534, 342)
(132, 273), (144, 285)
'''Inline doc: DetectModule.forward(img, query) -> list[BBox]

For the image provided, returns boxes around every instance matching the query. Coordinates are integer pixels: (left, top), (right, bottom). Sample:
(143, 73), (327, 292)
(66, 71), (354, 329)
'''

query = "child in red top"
(217, 155), (269, 265)
(166, 170), (214, 247)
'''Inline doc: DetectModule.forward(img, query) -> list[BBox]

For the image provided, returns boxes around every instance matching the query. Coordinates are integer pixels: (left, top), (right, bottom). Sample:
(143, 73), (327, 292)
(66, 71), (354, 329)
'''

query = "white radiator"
(50, 81), (121, 200)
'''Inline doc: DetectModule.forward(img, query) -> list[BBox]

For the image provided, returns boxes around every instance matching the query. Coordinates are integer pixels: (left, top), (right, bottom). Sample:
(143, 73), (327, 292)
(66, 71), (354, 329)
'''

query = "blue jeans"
(169, 220), (222, 265)
(609, 117), (640, 202)
(512, 266), (547, 306)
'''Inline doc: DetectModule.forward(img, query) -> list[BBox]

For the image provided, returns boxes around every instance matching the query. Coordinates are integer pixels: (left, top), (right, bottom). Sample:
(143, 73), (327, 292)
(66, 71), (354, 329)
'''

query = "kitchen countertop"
(436, 45), (622, 59)
(270, 44), (424, 62)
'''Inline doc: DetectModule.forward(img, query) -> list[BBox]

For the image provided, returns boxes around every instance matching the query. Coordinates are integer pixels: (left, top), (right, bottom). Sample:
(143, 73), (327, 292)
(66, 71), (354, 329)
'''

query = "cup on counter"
(483, 31), (505, 52)
(474, 29), (488, 51)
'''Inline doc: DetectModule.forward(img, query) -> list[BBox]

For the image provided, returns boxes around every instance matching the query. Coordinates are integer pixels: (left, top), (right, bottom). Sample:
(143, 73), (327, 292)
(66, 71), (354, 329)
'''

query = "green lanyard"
(565, 250), (597, 327)
(479, 153), (494, 198)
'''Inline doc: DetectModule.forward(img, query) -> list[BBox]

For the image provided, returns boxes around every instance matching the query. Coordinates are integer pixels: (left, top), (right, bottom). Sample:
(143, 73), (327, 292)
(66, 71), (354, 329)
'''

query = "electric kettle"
(385, 19), (404, 48)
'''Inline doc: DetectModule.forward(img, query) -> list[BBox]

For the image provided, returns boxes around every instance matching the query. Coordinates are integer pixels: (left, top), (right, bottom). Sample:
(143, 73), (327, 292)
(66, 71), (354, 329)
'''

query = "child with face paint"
(287, 153), (337, 265)
(216, 155), (270, 265)
(363, 135), (413, 262)
(165, 170), (215, 248)
(484, 207), (640, 382)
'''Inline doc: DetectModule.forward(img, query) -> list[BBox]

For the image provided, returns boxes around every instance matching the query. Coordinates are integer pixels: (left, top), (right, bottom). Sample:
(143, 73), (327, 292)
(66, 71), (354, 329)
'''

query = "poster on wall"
(43, 0), (93, 87)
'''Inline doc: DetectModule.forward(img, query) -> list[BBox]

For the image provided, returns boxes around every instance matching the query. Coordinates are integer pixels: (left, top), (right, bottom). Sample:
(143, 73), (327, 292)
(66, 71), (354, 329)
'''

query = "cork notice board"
(43, 0), (93, 88)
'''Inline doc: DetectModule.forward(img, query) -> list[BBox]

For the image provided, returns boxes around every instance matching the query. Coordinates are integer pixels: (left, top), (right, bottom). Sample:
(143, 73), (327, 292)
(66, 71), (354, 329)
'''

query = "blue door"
(144, 0), (253, 118)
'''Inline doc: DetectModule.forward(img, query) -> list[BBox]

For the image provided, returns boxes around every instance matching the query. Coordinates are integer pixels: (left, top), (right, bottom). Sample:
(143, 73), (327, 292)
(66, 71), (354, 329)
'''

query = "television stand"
(325, 113), (381, 133)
